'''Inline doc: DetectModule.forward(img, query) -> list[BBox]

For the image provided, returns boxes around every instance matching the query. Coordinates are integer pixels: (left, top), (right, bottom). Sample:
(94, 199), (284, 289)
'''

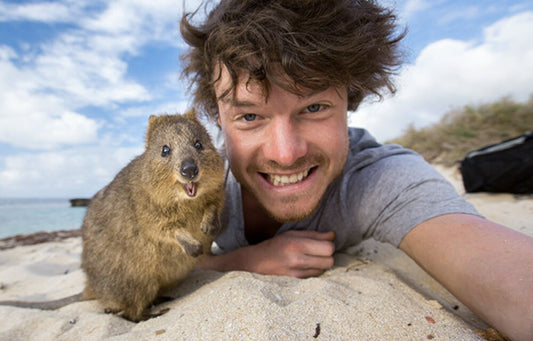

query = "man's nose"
(262, 117), (307, 166)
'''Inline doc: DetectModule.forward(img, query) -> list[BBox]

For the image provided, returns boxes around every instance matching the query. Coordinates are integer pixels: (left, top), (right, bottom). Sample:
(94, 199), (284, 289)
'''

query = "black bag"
(460, 132), (533, 194)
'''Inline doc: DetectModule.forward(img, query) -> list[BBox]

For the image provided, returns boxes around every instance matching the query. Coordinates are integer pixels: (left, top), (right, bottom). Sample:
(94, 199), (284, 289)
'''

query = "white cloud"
(0, 0), (82, 23)
(0, 48), (98, 149)
(350, 11), (533, 142)
(33, 32), (151, 106)
(0, 0), (174, 150)
(0, 0), (204, 30)
(117, 100), (192, 119)
(80, 0), (204, 44)
(0, 107), (99, 150)
(402, 0), (431, 19)
(437, 6), (482, 25)
(0, 37), (144, 149)
(0, 145), (143, 198)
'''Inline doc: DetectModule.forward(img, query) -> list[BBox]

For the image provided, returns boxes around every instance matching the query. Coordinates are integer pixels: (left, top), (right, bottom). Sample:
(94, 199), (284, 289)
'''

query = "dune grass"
(387, 96), (533, 166)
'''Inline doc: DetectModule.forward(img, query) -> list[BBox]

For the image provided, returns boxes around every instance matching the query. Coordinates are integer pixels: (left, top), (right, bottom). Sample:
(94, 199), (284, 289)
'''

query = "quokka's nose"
(180, 160), (199, 180)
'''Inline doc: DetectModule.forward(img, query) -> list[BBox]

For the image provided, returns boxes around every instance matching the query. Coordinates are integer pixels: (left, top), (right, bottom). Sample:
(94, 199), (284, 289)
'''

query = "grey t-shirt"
(211, 127), (479, 254)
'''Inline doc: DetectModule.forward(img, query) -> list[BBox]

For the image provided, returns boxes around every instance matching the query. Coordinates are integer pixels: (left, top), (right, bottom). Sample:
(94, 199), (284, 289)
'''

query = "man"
(180, 1), (533, 340)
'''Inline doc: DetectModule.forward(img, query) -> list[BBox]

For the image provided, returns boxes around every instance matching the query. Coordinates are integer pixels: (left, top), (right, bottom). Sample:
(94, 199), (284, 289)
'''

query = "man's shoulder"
(346, 127), (420, 170)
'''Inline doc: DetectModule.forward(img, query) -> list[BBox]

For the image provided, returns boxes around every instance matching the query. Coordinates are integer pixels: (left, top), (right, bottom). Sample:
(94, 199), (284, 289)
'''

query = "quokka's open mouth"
(183, 182), (197, 197)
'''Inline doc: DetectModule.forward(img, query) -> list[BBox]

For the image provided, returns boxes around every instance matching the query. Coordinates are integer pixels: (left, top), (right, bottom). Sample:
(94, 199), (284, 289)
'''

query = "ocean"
(0, 198), (87, 239)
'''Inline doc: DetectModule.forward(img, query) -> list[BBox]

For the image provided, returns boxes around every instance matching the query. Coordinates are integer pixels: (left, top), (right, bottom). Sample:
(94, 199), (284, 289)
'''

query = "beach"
(0, 165), (531, 340)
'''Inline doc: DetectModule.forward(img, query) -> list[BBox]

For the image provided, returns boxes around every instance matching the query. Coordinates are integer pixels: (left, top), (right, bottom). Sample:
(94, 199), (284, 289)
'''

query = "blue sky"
(1, 0), (532, 198)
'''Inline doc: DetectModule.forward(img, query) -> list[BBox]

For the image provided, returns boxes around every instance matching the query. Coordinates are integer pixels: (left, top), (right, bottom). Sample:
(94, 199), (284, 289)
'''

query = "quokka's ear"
(183, 108), (198, 120)
(148, 115), (159, 129)
(145, 115), (161, 147)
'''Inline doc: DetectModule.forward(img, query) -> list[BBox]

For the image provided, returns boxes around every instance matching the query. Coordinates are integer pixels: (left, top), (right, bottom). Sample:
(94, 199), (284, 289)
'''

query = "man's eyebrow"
(220, 97), (259, 107)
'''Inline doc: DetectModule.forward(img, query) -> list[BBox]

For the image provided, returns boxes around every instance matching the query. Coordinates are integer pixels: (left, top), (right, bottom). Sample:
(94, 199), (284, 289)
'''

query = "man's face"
(215, 67), (349, 222)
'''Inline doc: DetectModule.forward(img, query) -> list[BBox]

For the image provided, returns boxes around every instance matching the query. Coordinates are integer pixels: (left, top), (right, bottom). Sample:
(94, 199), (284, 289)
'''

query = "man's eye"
(305, 104), (323, 113)
(242, 114), (257, 121)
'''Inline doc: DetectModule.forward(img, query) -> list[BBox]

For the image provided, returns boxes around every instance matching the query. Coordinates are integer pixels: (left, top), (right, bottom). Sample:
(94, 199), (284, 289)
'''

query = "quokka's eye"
(161, 145), (171, 157)
(194, 140), (203, 151)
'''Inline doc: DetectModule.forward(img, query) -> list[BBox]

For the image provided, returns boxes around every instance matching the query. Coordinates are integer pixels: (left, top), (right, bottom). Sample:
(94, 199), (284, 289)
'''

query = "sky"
(0, 0), (532, 198)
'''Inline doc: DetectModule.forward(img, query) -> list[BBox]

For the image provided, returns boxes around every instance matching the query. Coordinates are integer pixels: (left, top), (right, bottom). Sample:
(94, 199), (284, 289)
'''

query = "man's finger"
(300, 238), (335, 257)
(302, 254), (335, 270)
(285, 230), (335, 241)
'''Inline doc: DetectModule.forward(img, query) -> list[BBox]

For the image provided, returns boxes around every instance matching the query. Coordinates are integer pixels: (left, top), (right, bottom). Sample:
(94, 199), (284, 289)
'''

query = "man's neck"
(241, 188), (282, 245)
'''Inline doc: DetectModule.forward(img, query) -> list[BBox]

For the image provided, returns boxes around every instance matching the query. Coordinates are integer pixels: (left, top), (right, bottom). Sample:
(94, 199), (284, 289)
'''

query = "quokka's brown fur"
(81, 109), (225, 322)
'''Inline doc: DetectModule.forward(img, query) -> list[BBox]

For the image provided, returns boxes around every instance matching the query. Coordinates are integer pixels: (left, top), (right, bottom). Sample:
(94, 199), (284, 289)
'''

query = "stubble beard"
(239, 154), (330, 223)
(242, 181), (321, 223)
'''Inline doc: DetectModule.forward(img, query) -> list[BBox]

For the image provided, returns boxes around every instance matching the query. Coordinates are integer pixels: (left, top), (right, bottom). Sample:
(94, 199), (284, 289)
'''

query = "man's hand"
(199, 230), (335, 278)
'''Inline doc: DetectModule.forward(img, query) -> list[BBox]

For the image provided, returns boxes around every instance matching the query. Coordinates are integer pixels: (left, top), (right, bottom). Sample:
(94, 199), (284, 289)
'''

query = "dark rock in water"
(0, 229), (82, 250)
(70, 198), (91, 207)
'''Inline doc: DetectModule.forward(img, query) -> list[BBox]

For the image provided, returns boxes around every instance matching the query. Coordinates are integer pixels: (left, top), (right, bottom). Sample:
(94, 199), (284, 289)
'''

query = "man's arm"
(199, 230), (335, 278)
(399, 213), (533, 341)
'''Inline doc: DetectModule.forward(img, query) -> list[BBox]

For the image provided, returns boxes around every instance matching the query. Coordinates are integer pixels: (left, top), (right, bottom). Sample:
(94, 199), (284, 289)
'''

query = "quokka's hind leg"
(120, 282), (161, 322)
(121, 305), (171, 322)
(121, 299), (168, 322)
(121, 305), (148, 322)
(104, 306), (123, 315)
(100, 296), (146, 322)
(90, 291), (145, 321)
(99, 297), (126, 316)
(84, 285), (124, 316)
(82, 285), (96, 300)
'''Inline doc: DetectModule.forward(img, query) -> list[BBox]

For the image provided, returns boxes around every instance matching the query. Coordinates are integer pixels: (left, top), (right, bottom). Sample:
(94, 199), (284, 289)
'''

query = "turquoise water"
(0, 198), (87, 239)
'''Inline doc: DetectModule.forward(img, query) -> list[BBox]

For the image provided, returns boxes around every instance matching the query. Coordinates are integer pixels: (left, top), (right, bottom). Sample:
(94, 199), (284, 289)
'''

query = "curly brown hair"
(180, 0), (405, 120)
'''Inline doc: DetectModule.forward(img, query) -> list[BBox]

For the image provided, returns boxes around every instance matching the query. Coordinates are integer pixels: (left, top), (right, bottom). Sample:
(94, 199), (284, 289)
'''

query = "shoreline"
(0, 229), (81, 251)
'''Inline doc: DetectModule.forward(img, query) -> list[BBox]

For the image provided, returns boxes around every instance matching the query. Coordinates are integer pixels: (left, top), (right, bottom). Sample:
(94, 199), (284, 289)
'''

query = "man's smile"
(261, 167), (317, 187)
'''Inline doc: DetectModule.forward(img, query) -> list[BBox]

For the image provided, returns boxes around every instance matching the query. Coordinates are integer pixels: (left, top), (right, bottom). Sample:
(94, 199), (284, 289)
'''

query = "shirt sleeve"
(342, 151), (481, 247)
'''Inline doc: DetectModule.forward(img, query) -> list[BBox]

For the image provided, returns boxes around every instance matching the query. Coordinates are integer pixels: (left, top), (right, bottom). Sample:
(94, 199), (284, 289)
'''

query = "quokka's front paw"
(201, 218), (220, 235)
(183, 241), (203, 257)
(176, 234), (204, 257)
(201, 208), (221, 235)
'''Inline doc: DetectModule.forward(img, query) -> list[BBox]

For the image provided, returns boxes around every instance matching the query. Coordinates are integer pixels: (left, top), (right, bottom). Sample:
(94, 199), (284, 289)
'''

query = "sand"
(0, 165), (531, 340)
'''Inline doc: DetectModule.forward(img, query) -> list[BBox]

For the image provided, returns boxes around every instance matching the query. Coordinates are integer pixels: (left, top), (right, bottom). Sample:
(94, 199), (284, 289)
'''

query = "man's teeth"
(268, 169), (310, 187)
